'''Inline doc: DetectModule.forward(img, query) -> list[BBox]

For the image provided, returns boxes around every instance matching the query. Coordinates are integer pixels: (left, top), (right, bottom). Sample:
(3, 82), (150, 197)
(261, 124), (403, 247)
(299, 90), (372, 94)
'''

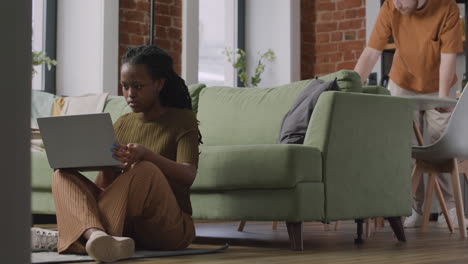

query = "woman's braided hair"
(121, 45), (192, 110)
(122, 45), (202, 144)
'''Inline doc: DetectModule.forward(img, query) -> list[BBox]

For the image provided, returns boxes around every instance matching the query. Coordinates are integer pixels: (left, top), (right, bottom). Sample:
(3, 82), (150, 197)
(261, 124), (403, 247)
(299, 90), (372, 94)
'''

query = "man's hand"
(435, 107), (454, 113)
(111, 143), (148, 170)
(435, 94), (454, 113)
(354, 47), (382, 84)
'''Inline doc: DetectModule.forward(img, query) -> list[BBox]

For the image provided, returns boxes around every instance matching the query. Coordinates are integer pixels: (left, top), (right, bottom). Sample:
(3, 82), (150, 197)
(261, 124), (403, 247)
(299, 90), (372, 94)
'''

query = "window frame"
(182, 0), (245, 87)
(32, 0), (57, 94)
(43, 0), (57, 94)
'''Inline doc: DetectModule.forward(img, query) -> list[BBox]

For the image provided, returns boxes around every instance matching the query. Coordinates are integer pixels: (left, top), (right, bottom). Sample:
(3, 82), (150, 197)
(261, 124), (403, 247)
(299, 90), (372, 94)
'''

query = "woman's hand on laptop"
(111, 143), (147, 170)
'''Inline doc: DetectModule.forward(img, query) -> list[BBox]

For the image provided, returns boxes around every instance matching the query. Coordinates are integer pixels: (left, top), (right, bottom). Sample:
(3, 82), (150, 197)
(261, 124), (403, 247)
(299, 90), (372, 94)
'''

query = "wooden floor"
(55, 220), (468, 264)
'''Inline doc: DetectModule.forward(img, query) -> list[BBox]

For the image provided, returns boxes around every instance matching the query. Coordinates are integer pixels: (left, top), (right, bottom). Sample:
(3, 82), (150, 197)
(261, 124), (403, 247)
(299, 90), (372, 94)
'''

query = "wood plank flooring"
(41, 220), (468, 264)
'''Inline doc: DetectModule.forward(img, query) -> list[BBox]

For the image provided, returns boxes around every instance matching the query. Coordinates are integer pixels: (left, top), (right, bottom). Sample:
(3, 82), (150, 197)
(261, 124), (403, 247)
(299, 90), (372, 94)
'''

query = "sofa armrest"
(303, 91), (414, 220)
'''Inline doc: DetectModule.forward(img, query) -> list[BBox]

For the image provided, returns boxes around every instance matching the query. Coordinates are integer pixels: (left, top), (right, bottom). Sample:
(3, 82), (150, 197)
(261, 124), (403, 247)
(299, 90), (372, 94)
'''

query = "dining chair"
(411, 88), (468, 238)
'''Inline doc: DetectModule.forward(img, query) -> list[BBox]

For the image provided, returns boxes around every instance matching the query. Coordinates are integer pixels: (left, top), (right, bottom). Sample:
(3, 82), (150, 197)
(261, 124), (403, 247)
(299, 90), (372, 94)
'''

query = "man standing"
(354, 0), (467, 228)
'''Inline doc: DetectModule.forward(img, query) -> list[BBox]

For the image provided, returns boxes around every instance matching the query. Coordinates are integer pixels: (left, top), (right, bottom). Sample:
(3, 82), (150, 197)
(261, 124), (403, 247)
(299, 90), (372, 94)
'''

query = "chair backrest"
(431, 87), (468, 160)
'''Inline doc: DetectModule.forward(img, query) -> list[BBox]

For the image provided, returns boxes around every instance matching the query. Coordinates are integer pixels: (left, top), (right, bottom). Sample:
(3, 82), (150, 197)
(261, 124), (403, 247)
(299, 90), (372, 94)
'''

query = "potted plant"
(32, 50), (57, 75)
(223, 48), (275, 87)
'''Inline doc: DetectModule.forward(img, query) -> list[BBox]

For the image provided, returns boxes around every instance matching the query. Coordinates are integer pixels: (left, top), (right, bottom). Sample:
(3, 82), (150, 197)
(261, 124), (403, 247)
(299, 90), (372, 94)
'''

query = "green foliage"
(32, 51), (57, 75)
(223, 48), (276, 87)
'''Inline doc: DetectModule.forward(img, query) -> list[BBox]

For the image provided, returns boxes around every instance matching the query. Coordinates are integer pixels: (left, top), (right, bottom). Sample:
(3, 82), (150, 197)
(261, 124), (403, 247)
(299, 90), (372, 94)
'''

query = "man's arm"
(439, 53), (457, 98)
(354, 47), (382, 84)
(437, 53), (457, 113)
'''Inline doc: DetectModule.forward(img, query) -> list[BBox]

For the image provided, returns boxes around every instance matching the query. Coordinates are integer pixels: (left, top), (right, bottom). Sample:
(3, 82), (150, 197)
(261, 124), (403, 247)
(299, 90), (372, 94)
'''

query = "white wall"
(0, 1), (31, 263)
(56, 0), (119, 96)
(245, 0), (300, 87)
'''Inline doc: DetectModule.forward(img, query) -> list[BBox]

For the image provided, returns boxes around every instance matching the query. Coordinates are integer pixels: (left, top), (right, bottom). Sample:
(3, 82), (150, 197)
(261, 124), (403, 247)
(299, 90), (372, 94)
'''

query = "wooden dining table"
(408, 96), (458, 146)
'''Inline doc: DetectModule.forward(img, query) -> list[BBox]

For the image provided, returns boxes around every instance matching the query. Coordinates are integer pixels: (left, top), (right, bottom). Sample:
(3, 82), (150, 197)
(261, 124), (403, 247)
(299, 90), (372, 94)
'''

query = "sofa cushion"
(31, 90), (56, 128)
(318, 70), (363, 93)
(103, 96), (132, 123)
(191, 144), (322, 191)
(197, 80), (312, 146)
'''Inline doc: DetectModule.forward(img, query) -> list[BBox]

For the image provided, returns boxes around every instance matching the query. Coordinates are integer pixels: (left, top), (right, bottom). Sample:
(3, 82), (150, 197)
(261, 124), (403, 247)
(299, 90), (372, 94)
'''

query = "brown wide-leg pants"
(52, 161), (195, 254)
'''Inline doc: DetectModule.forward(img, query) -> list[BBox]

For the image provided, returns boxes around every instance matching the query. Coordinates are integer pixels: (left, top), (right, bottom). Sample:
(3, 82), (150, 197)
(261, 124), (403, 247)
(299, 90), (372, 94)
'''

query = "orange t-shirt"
(368, 0), (463, 93)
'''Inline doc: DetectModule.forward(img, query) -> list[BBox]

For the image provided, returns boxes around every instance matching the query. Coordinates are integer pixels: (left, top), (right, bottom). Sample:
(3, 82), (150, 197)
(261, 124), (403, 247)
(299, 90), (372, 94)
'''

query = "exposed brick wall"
(153, 0), (182, 74)
(118, 0), (365, 87)
(301, 0), (366, 79)
(119, 0), (182, 93)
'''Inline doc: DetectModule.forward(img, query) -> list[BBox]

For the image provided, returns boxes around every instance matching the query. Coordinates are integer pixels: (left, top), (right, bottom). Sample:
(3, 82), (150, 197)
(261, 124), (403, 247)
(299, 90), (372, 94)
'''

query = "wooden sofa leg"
(354, 219), (364, 244)
(286, 221), (303, 251)
(272, 221), (278, 230)
(386, 216), (406, 242)
(238, 220), (246, 232)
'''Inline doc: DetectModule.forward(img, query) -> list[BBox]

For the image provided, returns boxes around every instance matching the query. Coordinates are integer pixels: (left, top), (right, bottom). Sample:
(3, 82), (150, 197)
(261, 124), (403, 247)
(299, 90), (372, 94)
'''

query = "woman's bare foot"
(83, 228), (102, 240)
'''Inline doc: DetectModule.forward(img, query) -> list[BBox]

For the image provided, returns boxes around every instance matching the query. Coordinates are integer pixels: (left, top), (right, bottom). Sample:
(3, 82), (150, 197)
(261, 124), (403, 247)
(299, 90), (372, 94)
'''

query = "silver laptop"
(37, 113), (121, 170)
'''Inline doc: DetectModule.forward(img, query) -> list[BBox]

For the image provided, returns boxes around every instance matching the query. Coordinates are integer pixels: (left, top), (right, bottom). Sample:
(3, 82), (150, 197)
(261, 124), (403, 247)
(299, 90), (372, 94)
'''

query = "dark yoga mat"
(31, 244), (229, 263)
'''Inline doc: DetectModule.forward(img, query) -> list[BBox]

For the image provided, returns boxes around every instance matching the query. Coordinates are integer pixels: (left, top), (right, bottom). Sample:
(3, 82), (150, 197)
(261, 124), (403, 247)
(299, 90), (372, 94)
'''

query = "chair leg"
(413, 121), (425, 146)
(374, 217), (385, 229)
(421, 173), (436, 232)
(411, 162), (424, 229)
(365, 218), (372, 238)
(451, 159), (467, 238)
(286, 221), (303, 251)
(334, 221), (341, 231)
(272, 221), (278, 230)
(386, 217), (406, 242)
(354, 219), (364, 244)
(237, 220), (246, 232)
(458, 160), (468, 177)
(411, 162), (423, 198)
(434, 178), (454, 233)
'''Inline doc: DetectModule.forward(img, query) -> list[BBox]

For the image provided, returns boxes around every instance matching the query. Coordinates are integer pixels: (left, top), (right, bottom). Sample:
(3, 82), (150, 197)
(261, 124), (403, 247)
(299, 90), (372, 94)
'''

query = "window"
(198, 0), (227, 86)
(183, 0), (244, 87)
(31, 0), (57, 93)
(32, 0), (44, 90)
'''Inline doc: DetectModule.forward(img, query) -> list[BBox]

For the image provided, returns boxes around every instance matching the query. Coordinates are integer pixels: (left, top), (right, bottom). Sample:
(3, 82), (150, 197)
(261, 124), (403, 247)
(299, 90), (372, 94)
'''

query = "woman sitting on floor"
(31, 45), (201, 263)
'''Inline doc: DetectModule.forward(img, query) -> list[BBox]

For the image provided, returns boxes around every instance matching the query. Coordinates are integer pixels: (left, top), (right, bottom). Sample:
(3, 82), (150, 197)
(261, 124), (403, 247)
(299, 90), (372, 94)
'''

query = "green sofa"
(31, 92), (132, 215)
(31, 70), (414, 250)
